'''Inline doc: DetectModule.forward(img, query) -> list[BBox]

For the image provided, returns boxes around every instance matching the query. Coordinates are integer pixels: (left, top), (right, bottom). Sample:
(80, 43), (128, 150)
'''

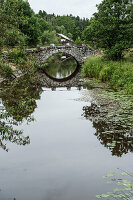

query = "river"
(0, 56), (132, 200)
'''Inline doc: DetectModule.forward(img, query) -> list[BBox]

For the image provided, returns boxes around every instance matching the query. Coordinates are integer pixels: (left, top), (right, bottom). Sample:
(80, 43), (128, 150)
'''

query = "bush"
(8, 48), (27, 65)
(5, 29), (26, 47)
(124, 51), (133, 63)
(0, 59), (13, 78)
(81, 57), (103, 78)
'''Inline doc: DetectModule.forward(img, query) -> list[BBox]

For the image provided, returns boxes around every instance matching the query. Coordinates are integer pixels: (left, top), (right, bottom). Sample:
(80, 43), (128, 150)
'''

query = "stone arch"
(38, 48), (81, 81)
(38, 47), (84, 65)
(26, 46), (92, 81)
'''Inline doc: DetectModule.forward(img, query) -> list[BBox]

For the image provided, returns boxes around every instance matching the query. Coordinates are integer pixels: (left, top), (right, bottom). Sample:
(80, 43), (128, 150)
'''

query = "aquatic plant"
(96, 169), (133, 200)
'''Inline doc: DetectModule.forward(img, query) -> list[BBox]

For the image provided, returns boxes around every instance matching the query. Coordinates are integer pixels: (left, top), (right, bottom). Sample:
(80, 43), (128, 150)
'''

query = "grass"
(81, 55), (133, 94)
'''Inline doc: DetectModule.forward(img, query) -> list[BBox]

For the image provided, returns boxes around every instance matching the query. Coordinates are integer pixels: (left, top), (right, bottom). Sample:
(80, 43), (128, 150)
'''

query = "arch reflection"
(38, 53), (80, 82)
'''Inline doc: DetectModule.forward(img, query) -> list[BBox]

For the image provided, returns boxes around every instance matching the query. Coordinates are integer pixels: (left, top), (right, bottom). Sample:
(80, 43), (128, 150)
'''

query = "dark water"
(0, 62), (133, 200)
(41, 53), (77, 79)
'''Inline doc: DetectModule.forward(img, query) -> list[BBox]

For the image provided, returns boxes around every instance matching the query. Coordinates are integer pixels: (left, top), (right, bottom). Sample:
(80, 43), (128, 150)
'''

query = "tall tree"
(83, 0), (133, 60)
(0, 0), (50, 47)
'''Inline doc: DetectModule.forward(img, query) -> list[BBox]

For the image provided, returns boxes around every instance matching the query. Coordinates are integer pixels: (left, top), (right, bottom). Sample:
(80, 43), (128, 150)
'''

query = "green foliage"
(81, 57), (103, 78)
(83, 0), (133, 60)
(96, 170), (133, 200)
(8, 48), (27, 64)
(0, 0), (89, 48)
(37, 17), (50, 33)
(41, 30), (60, 45)
(7, 48), (37, 74)
(55, 25), (67, 35)
(5, 28), (26, 47)
(54, 16), (76, 38)
(38, 11), (90, 41)
(0, 0), (50, 48)
(0, 0), (33, 47)
(0, 59), (13, 78)
(81, 56), (133, 94)
(124, 51), (133, 63)
(75, 37), (83, 45)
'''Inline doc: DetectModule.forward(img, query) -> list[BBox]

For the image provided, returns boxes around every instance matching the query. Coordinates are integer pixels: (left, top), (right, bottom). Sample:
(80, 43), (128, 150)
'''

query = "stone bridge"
(26, 46), (92, 65)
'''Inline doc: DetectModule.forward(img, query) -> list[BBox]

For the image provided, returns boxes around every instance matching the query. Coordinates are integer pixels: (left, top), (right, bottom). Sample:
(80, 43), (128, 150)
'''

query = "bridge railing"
(26, 45), (92, 54)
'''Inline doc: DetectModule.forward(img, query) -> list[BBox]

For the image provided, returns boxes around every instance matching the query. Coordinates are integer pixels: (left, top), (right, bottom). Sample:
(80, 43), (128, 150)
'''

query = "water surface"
(41, 53), (77, 79)
(0, 87), (133, 200)
(0, 59), (132, 200)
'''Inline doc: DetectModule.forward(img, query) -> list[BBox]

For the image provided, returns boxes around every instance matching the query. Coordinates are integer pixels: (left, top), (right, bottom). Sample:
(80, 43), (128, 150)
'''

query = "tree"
(54, 16), (76, 39)
(55, 25), (67, 35)
(0, 0), (33, 47)
(0, 0), (50, 47)
(41, 30), (59, 45)
(75, 36), (83, 46)
(83, 0), (133, 60)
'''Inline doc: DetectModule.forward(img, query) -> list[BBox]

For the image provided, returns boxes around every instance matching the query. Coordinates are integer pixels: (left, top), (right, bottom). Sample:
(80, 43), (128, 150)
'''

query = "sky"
(28, 0), (102, 19)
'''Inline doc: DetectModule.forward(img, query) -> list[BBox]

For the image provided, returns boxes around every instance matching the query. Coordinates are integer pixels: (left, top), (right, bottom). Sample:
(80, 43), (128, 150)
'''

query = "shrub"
(0, 59), (13, 78)
(81, 57), (103, 78)
(8, 48), (27, 65)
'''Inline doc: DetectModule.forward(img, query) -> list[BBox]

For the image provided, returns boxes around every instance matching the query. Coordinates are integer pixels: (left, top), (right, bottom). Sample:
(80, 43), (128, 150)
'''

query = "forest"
(0, 0), (89, 49)
(0, 0), (132, 60)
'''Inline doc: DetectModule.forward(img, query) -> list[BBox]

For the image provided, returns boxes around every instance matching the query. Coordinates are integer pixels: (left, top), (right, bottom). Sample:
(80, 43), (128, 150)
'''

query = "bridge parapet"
(26, 46), (92, 65)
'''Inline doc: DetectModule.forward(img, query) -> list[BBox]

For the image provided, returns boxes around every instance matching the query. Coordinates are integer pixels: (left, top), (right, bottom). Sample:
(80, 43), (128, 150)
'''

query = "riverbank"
(81, 54), (133, 95)
(0, 48), (41, 84)
(81, 54), (133, 155)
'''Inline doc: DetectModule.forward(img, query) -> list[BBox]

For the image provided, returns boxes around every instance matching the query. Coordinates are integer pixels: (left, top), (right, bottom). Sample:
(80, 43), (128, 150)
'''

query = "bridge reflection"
(38, 53), (83, 88)
(40, 67), (83, 89)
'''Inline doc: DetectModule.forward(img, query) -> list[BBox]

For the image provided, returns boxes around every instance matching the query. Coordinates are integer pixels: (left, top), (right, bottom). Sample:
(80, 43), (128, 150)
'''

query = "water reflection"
(0, 109), (30, 151)
(40, 53), (77, 79)
(82, 104), (133, 157)
(0, 74), (43, 151)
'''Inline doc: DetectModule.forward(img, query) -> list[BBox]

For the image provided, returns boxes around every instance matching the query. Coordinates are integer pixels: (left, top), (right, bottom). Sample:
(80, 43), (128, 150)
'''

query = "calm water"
(43, 54), (77, 79)
(0, 63), (133, 200)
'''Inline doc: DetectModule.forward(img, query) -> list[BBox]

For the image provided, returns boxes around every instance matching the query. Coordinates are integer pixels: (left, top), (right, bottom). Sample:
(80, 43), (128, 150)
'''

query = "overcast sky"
(28, 0), (102, 19)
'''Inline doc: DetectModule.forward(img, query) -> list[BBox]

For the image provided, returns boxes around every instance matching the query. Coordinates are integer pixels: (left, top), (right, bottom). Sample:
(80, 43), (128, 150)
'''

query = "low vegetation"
(0, 58), (13, 78)
(96, 170), (133, 200)
(8, 48), (27, 64)
(81, 54), (133, 94)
